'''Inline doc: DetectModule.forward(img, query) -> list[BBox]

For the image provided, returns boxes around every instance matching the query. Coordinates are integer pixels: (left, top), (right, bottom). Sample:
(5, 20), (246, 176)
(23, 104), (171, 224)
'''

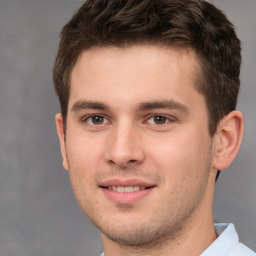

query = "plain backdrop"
(0, 0), (255, 255)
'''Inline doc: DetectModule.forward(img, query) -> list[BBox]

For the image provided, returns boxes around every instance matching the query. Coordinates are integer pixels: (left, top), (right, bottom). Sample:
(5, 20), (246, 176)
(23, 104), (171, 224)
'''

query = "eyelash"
(146, 114), (175, 125)
(81, 113), (175, 125)
(81, 115), (110, 126)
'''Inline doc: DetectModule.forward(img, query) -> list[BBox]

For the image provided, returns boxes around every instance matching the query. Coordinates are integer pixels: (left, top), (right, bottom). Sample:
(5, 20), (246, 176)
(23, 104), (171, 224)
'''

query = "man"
(53, 0), (255, 255)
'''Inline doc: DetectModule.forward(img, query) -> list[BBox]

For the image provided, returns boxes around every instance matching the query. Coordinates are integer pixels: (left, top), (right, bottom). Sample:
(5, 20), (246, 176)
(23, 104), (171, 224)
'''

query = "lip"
(99, 179), (156, 204)
(100, 179), (155, 188)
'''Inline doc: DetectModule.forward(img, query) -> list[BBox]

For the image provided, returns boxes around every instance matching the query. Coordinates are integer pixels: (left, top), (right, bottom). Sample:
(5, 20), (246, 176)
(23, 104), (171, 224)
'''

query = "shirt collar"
(200, 223), (239, 255)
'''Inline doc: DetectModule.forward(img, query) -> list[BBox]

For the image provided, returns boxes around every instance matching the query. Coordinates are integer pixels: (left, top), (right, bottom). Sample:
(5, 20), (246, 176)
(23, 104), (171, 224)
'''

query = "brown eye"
(91, 116), (104, 124)
(147, 115), (170, 125)
(85, 115), (108, 125)
(153, 116), (167, 124)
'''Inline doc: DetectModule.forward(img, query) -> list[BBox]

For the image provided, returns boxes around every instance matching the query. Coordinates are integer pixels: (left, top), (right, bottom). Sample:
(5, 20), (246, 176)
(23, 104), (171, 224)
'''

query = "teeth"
(117, 186), (125, 192)
(108, 186), (146, 193)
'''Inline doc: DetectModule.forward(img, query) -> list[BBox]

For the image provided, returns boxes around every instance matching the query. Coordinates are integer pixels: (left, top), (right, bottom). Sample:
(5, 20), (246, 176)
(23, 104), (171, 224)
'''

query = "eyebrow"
(71, 100), (109, 112)
(70, 99), (189, 113)
(137, 100), (189, 113)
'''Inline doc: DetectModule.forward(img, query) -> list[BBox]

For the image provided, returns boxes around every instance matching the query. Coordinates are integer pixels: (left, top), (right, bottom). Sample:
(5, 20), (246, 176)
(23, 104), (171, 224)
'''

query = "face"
(56, 45), (218, 246)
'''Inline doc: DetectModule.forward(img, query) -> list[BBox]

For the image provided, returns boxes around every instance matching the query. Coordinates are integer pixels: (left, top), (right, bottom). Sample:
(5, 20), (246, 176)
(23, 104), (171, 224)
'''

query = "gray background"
(0, 0), (255, 255)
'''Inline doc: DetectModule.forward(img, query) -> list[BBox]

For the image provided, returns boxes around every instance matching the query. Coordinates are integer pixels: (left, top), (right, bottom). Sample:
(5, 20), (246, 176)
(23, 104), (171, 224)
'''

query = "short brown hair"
(53, 0), (241, 135)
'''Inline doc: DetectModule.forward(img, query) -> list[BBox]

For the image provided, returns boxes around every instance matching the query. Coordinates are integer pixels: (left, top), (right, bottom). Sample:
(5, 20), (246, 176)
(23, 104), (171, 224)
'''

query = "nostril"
(108, 160), (116, 165)
(128, 159), (137, 163)
(107, 158), (139, 168)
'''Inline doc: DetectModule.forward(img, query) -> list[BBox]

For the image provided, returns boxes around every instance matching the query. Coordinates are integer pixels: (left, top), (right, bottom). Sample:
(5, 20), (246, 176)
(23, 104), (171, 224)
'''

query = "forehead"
(69, 44), (203, 111)
(73, 44), (199, 77)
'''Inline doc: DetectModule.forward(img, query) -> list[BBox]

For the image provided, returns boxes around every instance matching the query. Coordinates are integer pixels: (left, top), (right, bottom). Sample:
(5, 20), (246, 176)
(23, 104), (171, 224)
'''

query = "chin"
(97, 216), (175, 247)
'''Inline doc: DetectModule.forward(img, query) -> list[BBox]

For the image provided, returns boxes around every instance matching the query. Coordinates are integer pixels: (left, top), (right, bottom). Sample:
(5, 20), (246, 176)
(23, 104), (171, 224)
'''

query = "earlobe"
(212, 110), (244, 171)
(55, 113), (69, 171)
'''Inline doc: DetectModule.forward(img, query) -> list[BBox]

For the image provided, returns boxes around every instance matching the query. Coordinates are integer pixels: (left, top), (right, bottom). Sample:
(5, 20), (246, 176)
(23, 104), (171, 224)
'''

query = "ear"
(212, 110), (244, 171)
(55, 113), (69, 171)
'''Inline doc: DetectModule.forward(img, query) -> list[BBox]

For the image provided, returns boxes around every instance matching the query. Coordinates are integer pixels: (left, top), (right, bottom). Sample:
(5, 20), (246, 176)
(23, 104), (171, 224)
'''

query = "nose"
(105, 122), (145, 169)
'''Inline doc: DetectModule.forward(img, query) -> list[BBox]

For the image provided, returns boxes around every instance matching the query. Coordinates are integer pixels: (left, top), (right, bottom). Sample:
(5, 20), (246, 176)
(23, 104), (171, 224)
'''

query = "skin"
(56, 45), (244, 256)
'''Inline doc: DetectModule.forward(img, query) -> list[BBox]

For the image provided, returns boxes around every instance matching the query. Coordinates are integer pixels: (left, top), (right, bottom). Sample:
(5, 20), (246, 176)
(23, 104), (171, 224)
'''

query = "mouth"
(106, 185), (147, 193)
(99, 179), (156, 204)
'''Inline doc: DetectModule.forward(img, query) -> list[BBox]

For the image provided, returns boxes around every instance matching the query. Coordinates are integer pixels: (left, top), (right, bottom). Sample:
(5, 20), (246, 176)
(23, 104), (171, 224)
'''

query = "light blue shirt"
(201, 223), (255, 255)
(100, 223), (255, 256)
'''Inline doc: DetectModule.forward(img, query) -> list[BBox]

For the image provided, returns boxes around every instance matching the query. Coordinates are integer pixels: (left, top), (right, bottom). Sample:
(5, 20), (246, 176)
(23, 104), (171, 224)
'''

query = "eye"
(147, 115), (171, 125)
(83, 115), (109, 125)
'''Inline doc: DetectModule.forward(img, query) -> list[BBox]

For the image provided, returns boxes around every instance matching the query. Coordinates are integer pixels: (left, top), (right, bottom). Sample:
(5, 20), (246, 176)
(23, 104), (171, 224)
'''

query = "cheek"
(66, 133), (104, 172)
(147, 130), (211, 182)
(66, 137), (99, 201)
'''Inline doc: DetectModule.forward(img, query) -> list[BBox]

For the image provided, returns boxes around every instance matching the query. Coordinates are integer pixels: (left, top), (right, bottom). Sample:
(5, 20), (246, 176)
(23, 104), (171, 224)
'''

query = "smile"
(107, 186), (146, 193)
(100, 180), (155, 204)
